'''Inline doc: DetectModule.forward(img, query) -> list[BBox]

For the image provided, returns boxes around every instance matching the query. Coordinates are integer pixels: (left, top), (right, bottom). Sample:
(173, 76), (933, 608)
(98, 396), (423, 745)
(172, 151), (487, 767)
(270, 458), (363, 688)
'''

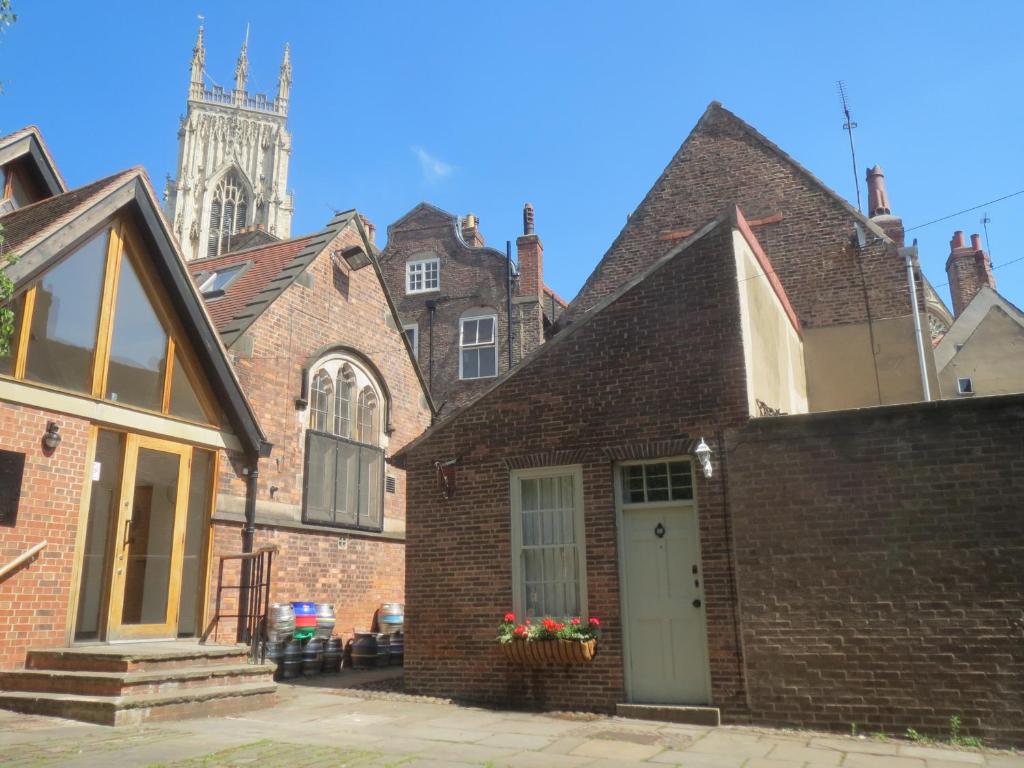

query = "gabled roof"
(0, 125), (66, 197)
(394, 206), (766, 461)
(559, 101), (892, 328)
(934, 285), (1024, 370)
(0, 168), (269, 456)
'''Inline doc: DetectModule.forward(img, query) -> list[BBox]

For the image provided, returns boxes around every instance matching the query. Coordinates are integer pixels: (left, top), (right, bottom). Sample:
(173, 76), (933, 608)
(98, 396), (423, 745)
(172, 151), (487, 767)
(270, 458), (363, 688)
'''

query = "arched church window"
(303, 355), (386, 532)
(207, 171), (249, 257)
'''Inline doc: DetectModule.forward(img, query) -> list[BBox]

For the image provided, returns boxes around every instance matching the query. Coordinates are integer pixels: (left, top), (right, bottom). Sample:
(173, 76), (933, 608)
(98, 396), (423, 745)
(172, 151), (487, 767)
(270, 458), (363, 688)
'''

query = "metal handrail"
(201, 545), (277, 662)
(0, 540), (47, 581)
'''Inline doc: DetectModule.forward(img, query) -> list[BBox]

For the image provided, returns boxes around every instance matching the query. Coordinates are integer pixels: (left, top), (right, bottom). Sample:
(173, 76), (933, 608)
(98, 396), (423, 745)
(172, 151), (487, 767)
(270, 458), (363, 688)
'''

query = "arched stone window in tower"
(357, 387), (379, 446)
(334, 365), (355, 438)
(207, 171), (249, 257)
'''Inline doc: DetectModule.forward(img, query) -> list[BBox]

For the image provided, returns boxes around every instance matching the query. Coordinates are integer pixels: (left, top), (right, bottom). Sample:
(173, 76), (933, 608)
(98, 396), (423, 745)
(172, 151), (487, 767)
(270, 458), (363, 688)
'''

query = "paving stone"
(687, 735), (774, 758)
(541, 735), (592, 755)
(491, 717), (581, 736)
(648, 749), (746, 767)
(418, 740), (519, 763)
(811, 737), (904, 755)
(768, 743), (845, 765)
(746, 757), (808, 768)
(843, 752), (928, 768)
(569, 737), (665, 761)
(983, 756), (1024, 768)
(476, 732), (554, 750)
(494, 751), (594, 768)
(898, 747), (985, 764)
(397, 725), (486, 743)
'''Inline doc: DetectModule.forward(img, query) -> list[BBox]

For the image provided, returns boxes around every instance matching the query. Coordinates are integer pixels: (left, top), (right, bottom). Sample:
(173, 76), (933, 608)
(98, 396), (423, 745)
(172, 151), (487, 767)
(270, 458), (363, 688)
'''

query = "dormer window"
(406, 256), (440, 294)
(957, 377), (974, 396)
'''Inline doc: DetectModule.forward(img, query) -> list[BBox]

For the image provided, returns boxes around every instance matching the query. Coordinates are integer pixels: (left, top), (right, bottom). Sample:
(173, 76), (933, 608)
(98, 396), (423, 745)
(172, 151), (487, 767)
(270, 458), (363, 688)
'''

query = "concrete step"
(0, 681), (278, 726)
(616, 703), (721, 727)
(0, 662), (274, 697)
(25, 644), (250, 673)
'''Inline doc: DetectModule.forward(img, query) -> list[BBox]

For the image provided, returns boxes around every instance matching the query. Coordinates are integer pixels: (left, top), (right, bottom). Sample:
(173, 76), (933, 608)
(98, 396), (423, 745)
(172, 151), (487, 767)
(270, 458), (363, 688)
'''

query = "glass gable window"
(460, 314), (497, 380)
(511, 467), (586, 619)
(0, 293), (23, 377)
(24, 230), (109, 394)
(106, 250), (169, 410)
(168, 350), (208, 423)
(406, 258), (439, 294)
(622, 461), (693, 504)
(303, 358), (384, 532)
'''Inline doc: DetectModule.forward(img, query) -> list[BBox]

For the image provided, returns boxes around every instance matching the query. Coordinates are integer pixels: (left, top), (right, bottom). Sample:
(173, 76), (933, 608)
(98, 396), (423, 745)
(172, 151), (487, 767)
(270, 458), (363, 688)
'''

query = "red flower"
(504, 612), (516, 623)
(525, 619), (531, 625)
(513, 625), (527, 636)
(589, 617), (601, 626)
(571, 617), (581, 625)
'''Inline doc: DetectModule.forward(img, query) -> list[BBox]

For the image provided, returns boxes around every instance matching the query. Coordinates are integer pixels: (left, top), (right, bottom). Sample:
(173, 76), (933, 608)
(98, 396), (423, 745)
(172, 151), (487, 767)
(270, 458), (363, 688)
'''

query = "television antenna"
(981, 212), (992, 256)
(837, 80), (862, 213)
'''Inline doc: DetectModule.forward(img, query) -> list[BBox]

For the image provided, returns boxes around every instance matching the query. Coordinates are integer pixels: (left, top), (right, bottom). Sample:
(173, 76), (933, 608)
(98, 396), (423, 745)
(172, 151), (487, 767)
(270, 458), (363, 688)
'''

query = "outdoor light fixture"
(338, 245), (371, 271)
(42, 422), (61, 452)
(694, 437), (713, 479)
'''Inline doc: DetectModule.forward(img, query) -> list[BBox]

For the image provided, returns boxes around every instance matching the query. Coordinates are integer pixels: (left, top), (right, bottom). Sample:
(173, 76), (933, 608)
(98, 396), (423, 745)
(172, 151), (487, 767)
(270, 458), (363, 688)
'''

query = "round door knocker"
(654, 522), (666, 538)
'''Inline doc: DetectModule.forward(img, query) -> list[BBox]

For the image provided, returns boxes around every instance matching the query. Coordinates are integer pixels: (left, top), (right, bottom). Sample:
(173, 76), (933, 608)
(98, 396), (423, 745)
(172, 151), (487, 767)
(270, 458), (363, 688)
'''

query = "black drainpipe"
(238, 458), (259, 643)
(506, 240), (514, 371)
(425, 299), (437, 393)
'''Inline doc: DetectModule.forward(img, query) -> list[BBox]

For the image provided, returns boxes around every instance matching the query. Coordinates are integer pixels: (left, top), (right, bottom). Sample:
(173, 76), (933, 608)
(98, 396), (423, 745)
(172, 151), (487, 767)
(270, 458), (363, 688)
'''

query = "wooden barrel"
(322, 637), (342, 673)
(351, 631), (377, 669)
(281, 641), (302, 679)
(375, 633), (390, 667)
(315, 603), (336, 639)
(302, 638), (323, 677)
(388, 632), (404, 666)
(378, 602), (404, 634)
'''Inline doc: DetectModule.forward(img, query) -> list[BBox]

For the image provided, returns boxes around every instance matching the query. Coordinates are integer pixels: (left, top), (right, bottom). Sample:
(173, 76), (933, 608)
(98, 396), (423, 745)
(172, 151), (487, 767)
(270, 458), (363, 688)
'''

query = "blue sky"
(2, 1), (1023, 310)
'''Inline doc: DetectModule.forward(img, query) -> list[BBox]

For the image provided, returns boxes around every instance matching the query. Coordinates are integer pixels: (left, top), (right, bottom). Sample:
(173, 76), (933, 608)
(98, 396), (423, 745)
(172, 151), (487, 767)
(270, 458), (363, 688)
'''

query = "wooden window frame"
(406, 256), (440, 294)
(459, 313), (498, 380)
(1, 217), (221, 427)
(509, 464), (588, 620)
(301, 429), (385, 533)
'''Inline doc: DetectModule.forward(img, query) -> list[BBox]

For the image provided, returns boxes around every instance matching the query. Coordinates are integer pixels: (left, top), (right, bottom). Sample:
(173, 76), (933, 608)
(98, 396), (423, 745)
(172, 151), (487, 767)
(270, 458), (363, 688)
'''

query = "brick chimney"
(866, 165), (904, 246)
(358, 214), (376, 246)
(461, 213), (485, 247)
(946, 230), (996, 317)
(516, 203), (543, 299)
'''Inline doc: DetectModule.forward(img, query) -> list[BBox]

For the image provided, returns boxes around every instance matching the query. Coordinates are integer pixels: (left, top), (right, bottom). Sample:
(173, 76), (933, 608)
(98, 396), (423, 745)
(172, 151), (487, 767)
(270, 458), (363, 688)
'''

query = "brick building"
(0, 127), (267, 668)
(379, 203), (566, 413)
(394, 104), (1024, 745)
(186, 209), (433, 636)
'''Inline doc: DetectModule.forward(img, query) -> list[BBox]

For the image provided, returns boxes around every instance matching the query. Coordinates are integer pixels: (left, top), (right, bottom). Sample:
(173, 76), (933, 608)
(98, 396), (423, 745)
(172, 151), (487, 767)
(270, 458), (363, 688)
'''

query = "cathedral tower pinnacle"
(164, 23), (294, 261)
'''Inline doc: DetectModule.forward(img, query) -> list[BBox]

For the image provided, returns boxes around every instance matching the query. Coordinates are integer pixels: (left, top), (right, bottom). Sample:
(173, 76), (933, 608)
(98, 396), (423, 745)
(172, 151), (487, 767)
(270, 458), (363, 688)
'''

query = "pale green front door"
(622, 505), (710, 703)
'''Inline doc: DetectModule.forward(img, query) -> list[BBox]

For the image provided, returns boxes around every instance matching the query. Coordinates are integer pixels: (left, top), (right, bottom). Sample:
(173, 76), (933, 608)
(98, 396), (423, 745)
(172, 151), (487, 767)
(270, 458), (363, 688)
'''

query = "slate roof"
(0, 125), (66, 195)
(186, 210), (358, 347)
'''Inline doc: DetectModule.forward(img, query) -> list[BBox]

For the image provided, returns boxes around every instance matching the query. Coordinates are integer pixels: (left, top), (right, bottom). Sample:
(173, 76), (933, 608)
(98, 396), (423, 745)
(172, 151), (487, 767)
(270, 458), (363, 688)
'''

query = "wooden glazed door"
(106, 435), (191, 641)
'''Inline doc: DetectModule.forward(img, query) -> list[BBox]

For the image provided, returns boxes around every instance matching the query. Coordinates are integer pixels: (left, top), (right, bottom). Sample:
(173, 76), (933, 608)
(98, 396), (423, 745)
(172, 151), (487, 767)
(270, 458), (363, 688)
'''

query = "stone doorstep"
(616, 703), (722, 727)
(25, 644), (250, 673)
(0, 663), (274, 697)
(0, 681), (278, 726)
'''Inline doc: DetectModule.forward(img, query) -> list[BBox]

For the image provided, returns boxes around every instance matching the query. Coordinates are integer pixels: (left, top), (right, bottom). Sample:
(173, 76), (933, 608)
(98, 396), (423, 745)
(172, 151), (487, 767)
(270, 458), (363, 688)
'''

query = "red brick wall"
(0, 403), (90, 669)
(727, 395), (1024, 746)
(380, 205), (537, 414)
(402, 222), (752, 713)
(564, 103), (918, 330)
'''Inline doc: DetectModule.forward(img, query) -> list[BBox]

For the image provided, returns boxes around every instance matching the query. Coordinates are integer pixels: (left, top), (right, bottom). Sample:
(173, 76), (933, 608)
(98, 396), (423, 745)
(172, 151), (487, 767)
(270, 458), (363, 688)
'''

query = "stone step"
(616, 703), (721, 727)
(0, 681), (278, 726)
(25, 644), (250, 673)
(0, 662), (274, 697)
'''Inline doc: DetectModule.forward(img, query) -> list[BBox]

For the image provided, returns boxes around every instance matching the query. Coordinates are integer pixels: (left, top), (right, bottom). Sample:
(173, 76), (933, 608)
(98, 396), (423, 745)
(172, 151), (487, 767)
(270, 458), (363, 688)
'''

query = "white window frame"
(406, 257), (440, 294)
(957, 377), (974, 395)
(198, 263), (246, 296)
(509, 465), (588, 620)
(402, 323), (419, 358)
(459, 312), (499, 380)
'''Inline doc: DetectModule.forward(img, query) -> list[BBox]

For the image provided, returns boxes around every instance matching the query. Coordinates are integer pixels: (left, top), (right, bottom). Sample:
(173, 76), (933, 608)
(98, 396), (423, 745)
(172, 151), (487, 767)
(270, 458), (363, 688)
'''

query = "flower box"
(500, 637), (597, 666)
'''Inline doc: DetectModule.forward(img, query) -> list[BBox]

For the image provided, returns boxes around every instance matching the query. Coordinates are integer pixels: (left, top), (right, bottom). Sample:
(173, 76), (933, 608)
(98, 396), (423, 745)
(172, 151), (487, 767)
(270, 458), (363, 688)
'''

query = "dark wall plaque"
(0, 449), (26, 526)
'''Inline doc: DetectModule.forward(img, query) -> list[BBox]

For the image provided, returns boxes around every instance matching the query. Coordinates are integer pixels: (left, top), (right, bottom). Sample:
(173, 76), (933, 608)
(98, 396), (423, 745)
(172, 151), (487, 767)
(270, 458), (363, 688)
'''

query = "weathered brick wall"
(215, 221), (431, 628)
(0, 404), (90, 669)
(379, 205), (533, 414)
(207, 520), (405, 642)
(402, 223), (752, 713)
(564, 102), (918, 330)
(727, 395), (1024, 746)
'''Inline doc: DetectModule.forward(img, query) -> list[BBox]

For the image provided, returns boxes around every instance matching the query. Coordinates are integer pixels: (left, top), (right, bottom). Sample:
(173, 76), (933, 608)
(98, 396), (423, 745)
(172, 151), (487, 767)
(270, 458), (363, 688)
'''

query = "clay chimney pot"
(951, 231), (966, 250)
(970, 233), (982, 251)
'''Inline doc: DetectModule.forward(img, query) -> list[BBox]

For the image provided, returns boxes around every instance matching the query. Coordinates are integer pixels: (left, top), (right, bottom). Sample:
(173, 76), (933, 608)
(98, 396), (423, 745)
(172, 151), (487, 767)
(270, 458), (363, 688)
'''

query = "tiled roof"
(0, 125), (68, 192)
(187, 210), (359, 346)
(0, 169), (137, 255)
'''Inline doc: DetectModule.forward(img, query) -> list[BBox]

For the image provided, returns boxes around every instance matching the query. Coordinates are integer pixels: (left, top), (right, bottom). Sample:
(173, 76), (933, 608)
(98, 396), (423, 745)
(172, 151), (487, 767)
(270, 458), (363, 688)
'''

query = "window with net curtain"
(207, 171), (249, 258)
(510, 466), (587, 619)
(304, 358), (384, 531)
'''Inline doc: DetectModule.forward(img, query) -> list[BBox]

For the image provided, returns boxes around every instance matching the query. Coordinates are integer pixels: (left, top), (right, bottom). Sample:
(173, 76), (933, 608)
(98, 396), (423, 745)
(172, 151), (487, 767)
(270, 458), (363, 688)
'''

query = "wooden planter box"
(500, 638), (597, 666)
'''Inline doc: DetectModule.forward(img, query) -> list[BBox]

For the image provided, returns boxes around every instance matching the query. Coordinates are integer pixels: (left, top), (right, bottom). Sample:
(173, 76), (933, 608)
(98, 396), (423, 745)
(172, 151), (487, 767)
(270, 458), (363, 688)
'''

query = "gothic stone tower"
(165, 25), (293, 261)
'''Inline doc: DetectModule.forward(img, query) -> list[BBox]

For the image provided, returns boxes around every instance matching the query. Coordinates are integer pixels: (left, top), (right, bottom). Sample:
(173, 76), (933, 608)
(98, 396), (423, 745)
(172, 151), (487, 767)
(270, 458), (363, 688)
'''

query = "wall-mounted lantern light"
(694, 437), (713, 479)
(42, 422), (62, 452)
(337, 245), (371, 271)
